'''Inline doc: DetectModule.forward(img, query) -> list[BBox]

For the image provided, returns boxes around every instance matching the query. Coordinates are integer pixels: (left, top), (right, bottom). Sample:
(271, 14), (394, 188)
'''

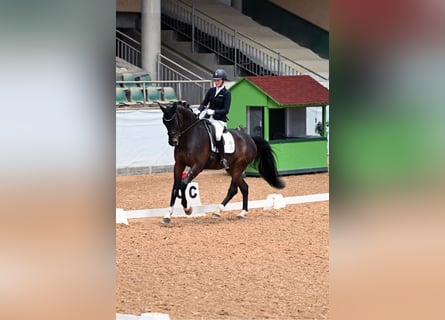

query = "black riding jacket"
(198, 86), (231, 122)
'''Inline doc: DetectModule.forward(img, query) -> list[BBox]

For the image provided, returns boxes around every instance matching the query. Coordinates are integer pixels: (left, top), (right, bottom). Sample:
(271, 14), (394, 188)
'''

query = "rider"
(198, 69), (231, 169)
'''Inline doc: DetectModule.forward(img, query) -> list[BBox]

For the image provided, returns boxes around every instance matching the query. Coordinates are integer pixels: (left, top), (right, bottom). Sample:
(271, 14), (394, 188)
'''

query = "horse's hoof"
(162, 217), (171, 224)
(184, 206), (192, 215)
(211, 213), (221, 219)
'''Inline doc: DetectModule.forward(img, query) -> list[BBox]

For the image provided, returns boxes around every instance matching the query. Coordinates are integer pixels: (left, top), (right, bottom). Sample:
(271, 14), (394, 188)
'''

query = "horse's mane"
(174, 101), (196, 123)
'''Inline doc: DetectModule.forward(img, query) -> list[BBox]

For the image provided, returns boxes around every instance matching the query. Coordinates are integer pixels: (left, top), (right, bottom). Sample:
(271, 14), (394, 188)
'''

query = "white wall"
(306, 107), (322, 136)
(116, 110), (174, 170)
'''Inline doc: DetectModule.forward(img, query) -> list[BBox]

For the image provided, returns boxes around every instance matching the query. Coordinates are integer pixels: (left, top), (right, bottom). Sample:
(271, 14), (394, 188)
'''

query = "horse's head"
(159, 101), (197, 147)
(159, 102), (180, 146)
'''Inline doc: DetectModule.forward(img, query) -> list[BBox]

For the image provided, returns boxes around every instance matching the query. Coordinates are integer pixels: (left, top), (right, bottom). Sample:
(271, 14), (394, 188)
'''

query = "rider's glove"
(206, 109), (215, 116)
(199, 110), (207, 120)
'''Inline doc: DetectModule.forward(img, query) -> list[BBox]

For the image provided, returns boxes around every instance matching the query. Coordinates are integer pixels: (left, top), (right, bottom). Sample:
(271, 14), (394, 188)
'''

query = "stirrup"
(220, 158), (229, 169)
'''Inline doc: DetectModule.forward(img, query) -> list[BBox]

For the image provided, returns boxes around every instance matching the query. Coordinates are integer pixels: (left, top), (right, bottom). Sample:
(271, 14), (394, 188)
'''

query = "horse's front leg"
(163, 165), (183, 224)
(180, 164), (204, 216)
(180, 179), (192, 216)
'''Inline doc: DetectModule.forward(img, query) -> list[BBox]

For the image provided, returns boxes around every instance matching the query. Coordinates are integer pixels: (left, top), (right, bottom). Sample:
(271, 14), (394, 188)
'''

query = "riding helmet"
(212, 69), (228, 81)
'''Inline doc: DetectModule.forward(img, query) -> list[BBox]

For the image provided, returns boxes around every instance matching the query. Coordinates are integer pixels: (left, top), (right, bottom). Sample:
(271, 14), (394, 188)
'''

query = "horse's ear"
(158, 102), (167, 112)
(179, 100), (190, 108)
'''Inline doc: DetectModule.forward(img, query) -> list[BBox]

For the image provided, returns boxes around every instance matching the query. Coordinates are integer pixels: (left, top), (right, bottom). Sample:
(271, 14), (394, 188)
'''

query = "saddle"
(203, 120), (235, 154)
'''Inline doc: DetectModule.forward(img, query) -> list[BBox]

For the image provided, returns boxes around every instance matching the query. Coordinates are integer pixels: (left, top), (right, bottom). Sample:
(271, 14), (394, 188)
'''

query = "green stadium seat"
(116, 74), (123, 87)
(163, 87), (178, 101)
(122, 73), (138, 88)
(116, 87), (129, 106)
(135, 74), (152, 88)
(146, 86), (162, 102)
(128, 87), (145, 104)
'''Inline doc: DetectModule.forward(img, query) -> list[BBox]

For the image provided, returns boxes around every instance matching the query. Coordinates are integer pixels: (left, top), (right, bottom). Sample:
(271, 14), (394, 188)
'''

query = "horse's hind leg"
(236, 177), (249, 219)
(213, 176), (239, 218)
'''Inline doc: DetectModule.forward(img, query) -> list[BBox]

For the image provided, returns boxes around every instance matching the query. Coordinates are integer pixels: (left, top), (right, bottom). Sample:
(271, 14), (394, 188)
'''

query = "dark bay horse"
(159, 101), (285, 224)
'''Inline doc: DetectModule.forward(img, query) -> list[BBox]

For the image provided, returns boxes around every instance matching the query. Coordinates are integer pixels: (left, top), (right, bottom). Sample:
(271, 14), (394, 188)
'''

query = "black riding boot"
(216, 139), (229, 169)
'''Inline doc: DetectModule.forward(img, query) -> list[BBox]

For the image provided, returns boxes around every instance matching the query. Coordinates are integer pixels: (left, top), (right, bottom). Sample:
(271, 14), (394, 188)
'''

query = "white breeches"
(208, 117), (226, 141)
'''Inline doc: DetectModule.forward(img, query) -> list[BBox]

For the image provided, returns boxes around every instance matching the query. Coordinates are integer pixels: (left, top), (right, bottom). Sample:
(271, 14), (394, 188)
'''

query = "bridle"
(163, 112), (181, 141)
(163, 110), (201, 143)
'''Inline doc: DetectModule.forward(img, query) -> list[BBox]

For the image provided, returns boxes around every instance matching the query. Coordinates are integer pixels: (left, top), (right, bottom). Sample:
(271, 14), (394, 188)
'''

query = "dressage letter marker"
(174, 182), (201, 207)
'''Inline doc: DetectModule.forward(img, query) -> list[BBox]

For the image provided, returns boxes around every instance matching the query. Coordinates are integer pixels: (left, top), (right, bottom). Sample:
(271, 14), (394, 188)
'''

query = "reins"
(179, 118), (201, 136)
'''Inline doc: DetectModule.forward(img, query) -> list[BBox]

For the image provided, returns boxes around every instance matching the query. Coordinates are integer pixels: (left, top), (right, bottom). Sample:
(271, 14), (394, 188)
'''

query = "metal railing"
(158, 55), (210, 103)
(116, 30), (141, 67)
(116, 30), (211, 105)
(161, 0), (328, 82)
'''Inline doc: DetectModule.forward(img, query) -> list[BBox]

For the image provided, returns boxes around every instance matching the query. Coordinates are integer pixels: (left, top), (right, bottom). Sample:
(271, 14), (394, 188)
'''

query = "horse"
(159, 101), (285, 224)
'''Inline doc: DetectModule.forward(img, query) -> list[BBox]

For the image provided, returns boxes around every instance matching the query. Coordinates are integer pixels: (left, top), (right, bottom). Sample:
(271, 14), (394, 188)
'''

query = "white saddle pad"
(223, 132), (235, 153)
(211, 132), (235, 154)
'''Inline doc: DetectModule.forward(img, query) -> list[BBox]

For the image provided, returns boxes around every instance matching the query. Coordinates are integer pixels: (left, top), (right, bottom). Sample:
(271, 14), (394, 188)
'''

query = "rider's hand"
(206, 109), (215, 116)
(199, 110), (207, 120)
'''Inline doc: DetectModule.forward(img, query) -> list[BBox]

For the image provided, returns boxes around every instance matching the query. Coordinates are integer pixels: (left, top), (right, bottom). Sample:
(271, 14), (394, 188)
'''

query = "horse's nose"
(169, 138), (178, 146)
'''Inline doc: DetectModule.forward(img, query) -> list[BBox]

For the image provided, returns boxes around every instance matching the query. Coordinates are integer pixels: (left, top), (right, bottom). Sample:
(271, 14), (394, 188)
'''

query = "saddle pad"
(211, 132), (235, 154)
(223, 132), (235, 154)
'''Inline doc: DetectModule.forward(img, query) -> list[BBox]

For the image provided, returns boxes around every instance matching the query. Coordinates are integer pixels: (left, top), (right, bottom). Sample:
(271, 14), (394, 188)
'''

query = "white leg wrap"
(237, 210), (248, 219)
(212, 204), (224, 218)
(164, 207), (173, 219)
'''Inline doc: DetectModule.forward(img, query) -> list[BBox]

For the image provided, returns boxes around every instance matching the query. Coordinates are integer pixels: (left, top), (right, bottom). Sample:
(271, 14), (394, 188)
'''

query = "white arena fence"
(116, 184), (329, 225)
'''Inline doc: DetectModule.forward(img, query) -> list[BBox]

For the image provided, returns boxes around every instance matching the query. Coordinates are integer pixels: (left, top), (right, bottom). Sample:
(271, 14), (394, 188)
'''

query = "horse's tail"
(251, 136), (285, 189)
